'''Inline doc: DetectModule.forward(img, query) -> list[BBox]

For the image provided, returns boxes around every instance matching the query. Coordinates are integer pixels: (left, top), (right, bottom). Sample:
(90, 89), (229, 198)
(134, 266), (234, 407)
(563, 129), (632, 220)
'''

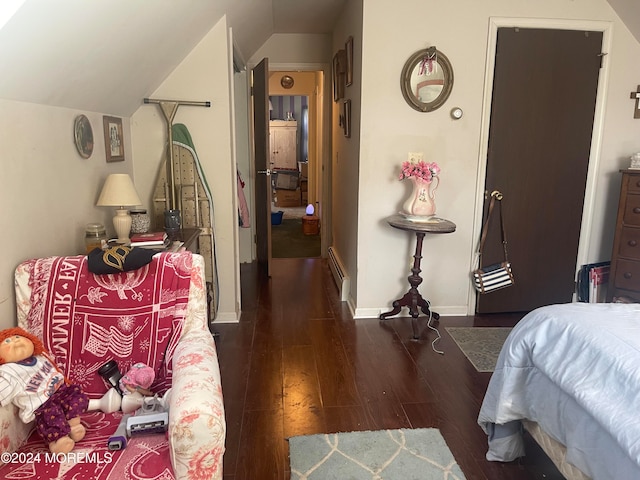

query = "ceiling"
(0, 0), (346, 116)
(0, 0), (637, 117)
(607, 0), (640, 44)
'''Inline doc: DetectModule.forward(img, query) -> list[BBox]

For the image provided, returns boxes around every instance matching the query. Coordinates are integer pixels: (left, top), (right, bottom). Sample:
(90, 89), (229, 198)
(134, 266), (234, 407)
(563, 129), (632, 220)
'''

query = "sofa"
(0, 251), (225, 479)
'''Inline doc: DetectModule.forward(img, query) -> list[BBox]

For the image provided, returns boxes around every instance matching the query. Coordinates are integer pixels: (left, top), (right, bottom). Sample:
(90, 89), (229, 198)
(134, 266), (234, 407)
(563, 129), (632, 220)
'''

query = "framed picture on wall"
(74, 114), (94, 159)
(103, 116), (124, 162)
(343, 100), (351, 138)
(333, 49), (346, 102)
(345, 36), (354, 87)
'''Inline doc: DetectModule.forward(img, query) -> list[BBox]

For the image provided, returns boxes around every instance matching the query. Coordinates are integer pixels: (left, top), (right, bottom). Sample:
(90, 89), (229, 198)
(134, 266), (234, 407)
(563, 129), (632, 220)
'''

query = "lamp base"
(113, 208), (132, 244)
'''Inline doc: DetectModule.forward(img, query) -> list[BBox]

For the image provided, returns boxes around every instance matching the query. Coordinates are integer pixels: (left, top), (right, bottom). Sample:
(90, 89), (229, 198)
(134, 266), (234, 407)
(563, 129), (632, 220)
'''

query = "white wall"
(332, 0), (363, 312)
(607, 0), (640, 43)
(131, 16), (240, 323)
(0, 101), (133, 328)
(249, 33), (332, 65)
(351, 0), (640, 318)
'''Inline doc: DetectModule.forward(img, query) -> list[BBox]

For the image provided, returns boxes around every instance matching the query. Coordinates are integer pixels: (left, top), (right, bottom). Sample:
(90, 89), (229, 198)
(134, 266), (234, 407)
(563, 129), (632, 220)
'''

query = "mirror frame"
(401, 47), (454, 112)
(74, 114), (94, 158)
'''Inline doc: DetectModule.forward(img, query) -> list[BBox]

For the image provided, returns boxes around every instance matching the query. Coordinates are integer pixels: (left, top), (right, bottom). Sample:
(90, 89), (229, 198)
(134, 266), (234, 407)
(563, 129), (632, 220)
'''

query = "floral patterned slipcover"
(0, 252), (225, 480)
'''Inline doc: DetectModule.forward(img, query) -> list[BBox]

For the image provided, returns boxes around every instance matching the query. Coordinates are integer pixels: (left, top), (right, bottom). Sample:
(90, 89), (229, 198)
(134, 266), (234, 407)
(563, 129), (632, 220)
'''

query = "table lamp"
(96, 174), (142, 244)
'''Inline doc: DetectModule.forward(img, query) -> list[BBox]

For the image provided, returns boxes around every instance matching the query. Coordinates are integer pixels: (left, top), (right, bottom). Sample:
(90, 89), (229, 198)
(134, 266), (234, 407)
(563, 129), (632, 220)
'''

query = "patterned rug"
(288, 428), (466, 479)
(446, 327), (512, 372)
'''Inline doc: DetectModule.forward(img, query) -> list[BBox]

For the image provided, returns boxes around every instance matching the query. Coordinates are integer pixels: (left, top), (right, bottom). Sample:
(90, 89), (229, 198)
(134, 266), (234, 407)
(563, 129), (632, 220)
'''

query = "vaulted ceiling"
(606, 0), (640, 44)
(0, 0), (345, 116)
(0, 0), (636, 117)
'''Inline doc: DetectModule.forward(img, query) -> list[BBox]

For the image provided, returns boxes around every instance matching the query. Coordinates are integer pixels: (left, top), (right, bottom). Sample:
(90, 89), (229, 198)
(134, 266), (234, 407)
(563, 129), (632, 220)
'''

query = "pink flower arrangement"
(399, 160), (440, 183)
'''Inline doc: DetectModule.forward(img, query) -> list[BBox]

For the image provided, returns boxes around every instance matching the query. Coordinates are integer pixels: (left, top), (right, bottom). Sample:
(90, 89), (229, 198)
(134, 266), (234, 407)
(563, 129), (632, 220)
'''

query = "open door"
(252, 58), (272, 276)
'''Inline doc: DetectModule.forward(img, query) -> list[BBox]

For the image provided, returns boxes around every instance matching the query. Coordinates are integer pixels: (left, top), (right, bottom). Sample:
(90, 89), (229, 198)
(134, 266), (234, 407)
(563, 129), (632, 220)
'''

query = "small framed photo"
(333, 49), (346, 102)
(103, 116), (124, 162)
(345, 36), (354, 87)
(343, 100), (351, 138)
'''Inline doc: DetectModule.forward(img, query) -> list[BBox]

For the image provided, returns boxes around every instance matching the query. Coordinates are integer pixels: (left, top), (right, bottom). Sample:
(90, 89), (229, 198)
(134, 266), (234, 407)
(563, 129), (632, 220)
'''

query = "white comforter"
(478, 303), (640, 480)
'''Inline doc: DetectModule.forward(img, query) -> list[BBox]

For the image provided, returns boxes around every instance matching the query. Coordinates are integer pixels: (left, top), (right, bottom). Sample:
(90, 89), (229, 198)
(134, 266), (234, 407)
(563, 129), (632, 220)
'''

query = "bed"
(477, 303), (640, 480)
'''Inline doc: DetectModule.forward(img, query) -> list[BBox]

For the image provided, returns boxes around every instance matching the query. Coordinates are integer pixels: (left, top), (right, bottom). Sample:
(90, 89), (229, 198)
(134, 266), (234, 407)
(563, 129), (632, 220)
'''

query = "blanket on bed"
(478, 303), (640, 480)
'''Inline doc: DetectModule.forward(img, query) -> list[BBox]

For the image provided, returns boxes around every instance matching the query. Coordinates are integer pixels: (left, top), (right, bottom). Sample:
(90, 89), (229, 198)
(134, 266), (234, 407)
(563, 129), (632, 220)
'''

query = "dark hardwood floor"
(214, 258), (564, 480)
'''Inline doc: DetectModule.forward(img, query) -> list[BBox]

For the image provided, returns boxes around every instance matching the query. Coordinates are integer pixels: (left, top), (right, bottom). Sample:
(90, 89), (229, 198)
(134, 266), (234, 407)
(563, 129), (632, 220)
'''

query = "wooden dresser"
(608, 169), (640, 302)
(269, 120), (297, 170)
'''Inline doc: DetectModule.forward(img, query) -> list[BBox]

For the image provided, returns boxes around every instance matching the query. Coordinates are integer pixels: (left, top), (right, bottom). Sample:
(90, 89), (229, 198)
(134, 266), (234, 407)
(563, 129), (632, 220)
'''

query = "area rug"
(272, 218), (321, 258)
(288, 428), (466, 479)
(445, 327), (512, 372)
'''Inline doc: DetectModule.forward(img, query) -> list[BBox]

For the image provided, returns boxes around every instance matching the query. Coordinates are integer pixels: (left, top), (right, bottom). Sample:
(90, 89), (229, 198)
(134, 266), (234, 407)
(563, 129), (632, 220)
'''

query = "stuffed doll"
(0, 327), (89, 454)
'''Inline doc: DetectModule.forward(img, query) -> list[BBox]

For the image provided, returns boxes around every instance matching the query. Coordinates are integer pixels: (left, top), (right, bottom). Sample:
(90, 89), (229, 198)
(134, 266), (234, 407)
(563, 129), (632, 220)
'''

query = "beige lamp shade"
(96, 174), (142, 244)
(96, 174), (142, 207)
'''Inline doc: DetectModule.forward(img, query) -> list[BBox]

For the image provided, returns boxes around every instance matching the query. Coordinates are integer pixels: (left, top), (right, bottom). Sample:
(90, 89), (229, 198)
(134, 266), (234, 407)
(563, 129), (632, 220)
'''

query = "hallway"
(270, 201), (321, 258)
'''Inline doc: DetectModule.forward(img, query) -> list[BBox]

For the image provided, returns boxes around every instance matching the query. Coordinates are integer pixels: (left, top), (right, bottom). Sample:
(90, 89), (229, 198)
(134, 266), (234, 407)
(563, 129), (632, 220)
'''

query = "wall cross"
(630, 85), (640, 119)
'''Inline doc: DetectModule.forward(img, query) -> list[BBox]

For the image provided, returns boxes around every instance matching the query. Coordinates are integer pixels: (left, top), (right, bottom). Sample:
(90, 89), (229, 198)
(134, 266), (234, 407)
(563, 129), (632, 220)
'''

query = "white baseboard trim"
(346, 296), (356, 318)
(328, 246), (350, 302)
(212, 311), (240, 323)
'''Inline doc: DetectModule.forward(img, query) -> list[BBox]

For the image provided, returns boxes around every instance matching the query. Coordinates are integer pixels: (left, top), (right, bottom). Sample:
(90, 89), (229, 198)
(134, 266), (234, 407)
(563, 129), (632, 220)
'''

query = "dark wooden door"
(252, 58), (273, 276)
(477, 28), (603, 313)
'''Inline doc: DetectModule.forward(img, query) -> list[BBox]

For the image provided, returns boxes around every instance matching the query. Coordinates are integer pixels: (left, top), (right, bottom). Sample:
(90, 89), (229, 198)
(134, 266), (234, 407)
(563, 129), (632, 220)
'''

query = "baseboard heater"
(328, 246), (350, 302)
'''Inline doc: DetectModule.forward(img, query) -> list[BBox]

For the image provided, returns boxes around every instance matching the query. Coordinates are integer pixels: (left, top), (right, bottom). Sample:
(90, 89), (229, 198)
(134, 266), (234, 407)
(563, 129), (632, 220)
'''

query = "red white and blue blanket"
(23, 251), (192, 397)
(0, 252), (193, 479)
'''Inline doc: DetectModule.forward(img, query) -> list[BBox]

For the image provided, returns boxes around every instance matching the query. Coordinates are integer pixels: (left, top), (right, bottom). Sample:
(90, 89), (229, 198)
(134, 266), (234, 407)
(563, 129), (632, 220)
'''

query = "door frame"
(467, 17), (612, 314)
(255, 61), (332, 259)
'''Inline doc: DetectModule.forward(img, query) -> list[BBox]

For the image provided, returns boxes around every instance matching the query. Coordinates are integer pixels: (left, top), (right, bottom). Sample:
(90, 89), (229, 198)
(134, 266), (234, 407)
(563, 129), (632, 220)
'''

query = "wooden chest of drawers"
(608, 169), (640, 302)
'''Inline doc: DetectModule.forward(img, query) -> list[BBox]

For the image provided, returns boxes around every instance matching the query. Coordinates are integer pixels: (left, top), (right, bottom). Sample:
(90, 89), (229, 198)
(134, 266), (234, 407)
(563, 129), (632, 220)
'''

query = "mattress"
(523, 420), (590, 480)
(478, 303), (640, 480)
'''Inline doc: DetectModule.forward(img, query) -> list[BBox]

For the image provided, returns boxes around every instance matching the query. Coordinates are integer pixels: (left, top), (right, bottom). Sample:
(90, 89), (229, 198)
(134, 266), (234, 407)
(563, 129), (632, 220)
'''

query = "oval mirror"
(401, 47), (454, 112)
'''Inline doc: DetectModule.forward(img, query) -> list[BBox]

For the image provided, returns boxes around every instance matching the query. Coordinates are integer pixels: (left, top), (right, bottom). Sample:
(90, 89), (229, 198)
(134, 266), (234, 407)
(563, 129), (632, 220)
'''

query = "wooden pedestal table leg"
(379, 232), (439, 339)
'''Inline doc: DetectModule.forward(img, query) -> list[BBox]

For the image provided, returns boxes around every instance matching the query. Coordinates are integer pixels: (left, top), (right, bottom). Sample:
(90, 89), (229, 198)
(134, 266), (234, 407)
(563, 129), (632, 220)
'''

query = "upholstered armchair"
(0, 252), (225, 479)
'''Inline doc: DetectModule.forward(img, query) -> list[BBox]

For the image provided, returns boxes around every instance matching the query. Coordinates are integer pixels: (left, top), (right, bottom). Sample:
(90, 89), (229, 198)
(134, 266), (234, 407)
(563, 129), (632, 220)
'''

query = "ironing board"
(152, 124), (219, 325)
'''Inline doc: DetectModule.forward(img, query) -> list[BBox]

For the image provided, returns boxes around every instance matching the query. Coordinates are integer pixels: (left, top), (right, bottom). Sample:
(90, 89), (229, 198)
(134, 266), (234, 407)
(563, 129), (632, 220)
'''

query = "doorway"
(269, 94), (321, 258)
(475, 25), (605, 314)
(255, 69), (326, 267)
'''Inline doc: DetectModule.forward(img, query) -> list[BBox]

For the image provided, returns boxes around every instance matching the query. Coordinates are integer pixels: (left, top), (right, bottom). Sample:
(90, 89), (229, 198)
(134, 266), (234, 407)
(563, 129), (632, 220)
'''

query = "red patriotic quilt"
(23, 251), (192, 397)
(1, 252), (194, 479)
(2, 411), (173, 479)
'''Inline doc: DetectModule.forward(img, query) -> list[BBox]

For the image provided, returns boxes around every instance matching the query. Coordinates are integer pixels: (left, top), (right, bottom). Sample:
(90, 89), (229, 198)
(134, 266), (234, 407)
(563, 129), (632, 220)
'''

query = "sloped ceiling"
(607, 0), (640, 44)
(0, 0), (345, 116)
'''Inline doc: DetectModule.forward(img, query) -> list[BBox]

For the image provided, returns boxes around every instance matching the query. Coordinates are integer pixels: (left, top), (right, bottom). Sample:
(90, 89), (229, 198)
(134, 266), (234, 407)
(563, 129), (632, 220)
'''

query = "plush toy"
(0, 327), (89, 454)
(119, 362), (155, 396)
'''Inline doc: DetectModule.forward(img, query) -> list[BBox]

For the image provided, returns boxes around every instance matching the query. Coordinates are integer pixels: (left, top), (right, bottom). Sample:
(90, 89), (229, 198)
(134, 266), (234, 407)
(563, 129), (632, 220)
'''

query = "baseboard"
(328, 246), (350, 301)
(212, 311), (240, 323)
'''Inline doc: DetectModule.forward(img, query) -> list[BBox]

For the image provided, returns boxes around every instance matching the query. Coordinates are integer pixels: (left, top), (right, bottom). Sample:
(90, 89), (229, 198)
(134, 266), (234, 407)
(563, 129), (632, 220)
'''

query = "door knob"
(484, 190), (504, 200)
